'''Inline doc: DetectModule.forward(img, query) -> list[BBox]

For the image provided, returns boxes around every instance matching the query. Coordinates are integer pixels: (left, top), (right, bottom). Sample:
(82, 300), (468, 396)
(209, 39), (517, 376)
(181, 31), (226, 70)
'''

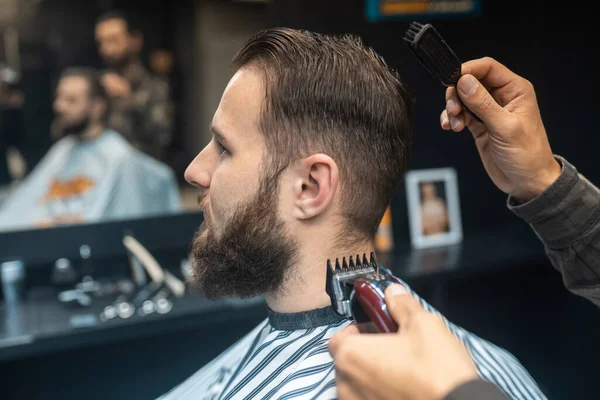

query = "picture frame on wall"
(405, 167), (462, 249)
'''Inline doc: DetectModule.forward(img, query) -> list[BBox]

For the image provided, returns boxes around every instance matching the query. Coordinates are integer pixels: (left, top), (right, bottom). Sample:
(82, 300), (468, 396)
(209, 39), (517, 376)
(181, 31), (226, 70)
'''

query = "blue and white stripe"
(158, 279), (547, 400)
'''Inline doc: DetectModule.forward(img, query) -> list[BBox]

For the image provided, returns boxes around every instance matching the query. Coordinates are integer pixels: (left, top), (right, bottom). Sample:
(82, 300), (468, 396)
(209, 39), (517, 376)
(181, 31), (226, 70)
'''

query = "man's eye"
(215, 141), (229, 157)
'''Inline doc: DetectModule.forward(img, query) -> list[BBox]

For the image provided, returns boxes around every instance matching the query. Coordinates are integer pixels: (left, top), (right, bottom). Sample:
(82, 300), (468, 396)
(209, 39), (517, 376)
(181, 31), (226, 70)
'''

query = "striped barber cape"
(158, 278), (547, 400)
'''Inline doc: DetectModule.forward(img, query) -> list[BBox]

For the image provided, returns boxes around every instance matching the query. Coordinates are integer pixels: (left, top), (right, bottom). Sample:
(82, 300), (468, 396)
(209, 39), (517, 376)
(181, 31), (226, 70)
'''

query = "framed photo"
(405, 167), (462, 249)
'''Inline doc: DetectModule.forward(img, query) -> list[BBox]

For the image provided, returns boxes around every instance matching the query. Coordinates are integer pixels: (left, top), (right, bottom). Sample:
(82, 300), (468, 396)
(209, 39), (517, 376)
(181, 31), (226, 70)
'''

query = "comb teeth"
(403, 21), (461, 86)
(403, 21), (424, 43)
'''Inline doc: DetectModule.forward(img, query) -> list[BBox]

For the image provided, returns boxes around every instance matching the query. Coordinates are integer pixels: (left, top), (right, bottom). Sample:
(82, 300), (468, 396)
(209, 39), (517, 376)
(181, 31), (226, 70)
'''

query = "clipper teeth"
(370, 252), (377, 268)
(327, 252), (378, 273)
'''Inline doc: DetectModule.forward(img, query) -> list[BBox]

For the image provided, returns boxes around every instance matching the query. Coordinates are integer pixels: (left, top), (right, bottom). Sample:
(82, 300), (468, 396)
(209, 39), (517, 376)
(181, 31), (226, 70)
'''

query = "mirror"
(0, 0), (269, 233)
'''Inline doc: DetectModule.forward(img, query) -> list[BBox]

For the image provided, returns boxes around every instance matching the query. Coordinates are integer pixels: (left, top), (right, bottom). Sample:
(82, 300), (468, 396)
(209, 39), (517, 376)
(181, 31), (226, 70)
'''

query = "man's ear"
(292, 154), (339, 220)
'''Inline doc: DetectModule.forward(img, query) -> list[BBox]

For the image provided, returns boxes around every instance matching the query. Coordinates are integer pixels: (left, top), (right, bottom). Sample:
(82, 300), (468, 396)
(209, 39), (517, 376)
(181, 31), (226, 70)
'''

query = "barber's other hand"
(328, 284), (478, 400)
(440, 57), (561, 202)
(101, 73), (131, 99)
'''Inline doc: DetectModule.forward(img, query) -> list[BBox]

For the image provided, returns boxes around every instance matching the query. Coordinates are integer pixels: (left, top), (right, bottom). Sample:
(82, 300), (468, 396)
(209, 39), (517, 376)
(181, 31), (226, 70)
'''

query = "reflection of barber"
(94, 11), (174, 163)
(420, 181), (449, 235)
(330, 56), (600, 399)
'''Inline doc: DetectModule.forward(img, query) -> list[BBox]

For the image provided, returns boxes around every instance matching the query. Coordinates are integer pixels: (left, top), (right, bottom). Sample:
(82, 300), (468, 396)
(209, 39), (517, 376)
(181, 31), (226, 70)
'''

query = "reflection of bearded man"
(189, 168), (299, 300)
(420, 182), (449, 235)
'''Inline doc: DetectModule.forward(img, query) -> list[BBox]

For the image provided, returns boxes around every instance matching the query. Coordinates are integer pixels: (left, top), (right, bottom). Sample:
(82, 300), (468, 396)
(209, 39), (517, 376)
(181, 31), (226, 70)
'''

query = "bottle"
(375, 206), (394, 252)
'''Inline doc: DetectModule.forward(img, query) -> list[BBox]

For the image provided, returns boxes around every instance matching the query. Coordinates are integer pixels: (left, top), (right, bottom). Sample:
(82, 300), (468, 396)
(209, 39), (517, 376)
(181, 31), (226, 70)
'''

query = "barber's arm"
(328, 285), (508, 400)
(442, 57), (600, 307)
(142, 78), (174, 154)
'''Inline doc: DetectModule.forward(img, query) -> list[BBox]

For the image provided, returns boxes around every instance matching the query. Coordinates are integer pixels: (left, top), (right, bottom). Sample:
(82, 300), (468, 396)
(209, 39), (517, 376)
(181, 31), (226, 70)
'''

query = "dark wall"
(268, 0), (600, 241)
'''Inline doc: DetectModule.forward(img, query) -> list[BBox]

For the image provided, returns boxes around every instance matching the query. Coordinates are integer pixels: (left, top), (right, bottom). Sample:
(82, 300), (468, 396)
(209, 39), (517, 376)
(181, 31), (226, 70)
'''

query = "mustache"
(197, 193), (209, 210)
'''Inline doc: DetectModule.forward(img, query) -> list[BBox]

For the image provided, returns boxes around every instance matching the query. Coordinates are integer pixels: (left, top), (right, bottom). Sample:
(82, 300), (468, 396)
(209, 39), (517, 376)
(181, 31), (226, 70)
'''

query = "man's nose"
(184, 145), (216, 189)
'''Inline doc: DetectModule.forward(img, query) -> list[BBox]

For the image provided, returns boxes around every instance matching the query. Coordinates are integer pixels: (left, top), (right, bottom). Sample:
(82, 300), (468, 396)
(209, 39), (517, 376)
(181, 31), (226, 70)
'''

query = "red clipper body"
(325, 252), (403, 333)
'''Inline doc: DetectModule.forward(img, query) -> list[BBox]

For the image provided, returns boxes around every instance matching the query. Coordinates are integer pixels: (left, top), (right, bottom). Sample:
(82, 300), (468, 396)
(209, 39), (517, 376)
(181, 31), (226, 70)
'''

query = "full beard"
(188, 173), (299, 300)
(53, 115), (91, 138)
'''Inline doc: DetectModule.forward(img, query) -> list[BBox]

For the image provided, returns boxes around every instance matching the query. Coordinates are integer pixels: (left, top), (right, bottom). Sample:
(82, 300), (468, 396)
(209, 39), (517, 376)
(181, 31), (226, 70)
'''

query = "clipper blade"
(325, 252), (380, 318)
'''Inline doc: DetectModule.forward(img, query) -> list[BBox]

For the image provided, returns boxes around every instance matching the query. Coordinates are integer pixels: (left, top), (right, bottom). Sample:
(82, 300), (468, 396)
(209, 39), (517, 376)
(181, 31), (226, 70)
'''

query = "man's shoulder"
(158, 320), (348, 400)
(157, 319), (271, 400)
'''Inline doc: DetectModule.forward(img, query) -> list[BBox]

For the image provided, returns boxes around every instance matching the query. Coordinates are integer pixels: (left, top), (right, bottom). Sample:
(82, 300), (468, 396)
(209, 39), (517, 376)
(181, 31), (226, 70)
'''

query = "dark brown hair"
(232, 28), (413, 244)
(59, 67), (109, 121)
(60, 67), (107, 100)
(95, 10), (136, 33)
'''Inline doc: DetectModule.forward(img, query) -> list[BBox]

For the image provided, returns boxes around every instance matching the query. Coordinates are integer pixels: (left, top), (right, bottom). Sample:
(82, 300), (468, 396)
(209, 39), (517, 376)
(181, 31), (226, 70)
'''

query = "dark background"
(1, 1), (599, 399)
(269, 0), (598, 243)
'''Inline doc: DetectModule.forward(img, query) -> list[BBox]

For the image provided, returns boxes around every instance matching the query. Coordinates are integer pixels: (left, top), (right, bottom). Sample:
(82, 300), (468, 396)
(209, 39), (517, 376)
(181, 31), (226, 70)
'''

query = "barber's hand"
(440, 57), (561, 202)
(329, 284), (478, 400)
(101, 73), (131, 99)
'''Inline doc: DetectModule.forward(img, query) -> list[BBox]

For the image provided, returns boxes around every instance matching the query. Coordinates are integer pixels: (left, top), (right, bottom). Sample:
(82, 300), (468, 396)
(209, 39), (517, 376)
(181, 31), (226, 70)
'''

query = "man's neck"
(79, 124), (105, 141)
(264, 242), (375, 314)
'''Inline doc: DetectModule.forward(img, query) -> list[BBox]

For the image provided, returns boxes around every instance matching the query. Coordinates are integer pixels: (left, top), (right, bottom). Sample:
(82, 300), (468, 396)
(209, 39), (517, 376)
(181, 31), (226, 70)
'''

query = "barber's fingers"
(337, 370), (375, 400)
(444, 87), (487, 138)
(329, 324), (360, 359)
(461, 57), (521, 92)
(384, 284), (424, 328)
(443, 87), (466, 132)
(333, 334), (396, 393)
(455, 74), (514, 134)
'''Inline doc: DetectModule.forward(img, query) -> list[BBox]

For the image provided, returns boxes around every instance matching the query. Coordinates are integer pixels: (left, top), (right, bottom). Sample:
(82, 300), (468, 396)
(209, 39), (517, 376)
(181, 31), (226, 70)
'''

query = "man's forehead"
(213, 68), (264, 144)
(95, 19), (127, 36)
(59, 77), (88, 95)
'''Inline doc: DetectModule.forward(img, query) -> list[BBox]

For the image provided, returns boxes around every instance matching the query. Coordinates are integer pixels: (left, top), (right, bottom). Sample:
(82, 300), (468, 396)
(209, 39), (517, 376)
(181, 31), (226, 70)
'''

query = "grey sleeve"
(144, 78), (174, 151)
(443, 379), (508, 400)
(508, 155), (600, 306)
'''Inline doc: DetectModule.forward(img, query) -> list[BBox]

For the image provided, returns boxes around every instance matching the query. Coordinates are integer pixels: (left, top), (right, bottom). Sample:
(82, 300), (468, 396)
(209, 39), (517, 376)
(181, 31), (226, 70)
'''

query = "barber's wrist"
(511, 158), (562, 204)
(442, 378), (508, 400)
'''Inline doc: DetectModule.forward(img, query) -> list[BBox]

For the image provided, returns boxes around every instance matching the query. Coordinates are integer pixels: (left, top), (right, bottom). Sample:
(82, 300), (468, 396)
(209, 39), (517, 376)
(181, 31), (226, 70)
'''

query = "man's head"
(53, 67), (108, 137)
(150, 49), (174, 77)
(185, 28), (413, 300)
(94, 11), (140, 70)
(421, 182), (437, 202)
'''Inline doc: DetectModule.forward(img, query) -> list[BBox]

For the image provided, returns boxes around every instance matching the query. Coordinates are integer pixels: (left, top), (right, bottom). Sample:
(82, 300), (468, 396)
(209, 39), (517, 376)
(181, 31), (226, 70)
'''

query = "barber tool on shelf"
(51, 258), (78, 290)
(326, 252), (403, 333)
(57, 242), (136, 309)
(98, 234), (185, 321)
(1, 259), (26, 304)
(122, 234), (186, 298)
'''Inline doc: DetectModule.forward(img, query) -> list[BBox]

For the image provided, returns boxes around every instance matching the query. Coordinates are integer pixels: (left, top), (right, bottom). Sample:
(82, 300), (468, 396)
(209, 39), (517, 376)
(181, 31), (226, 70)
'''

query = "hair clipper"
(326, 252), (402, 333)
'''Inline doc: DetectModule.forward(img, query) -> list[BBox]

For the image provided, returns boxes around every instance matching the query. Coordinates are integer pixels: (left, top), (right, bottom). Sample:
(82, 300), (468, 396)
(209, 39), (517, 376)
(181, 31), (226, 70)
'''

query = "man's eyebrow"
(210, 125), (231, 146)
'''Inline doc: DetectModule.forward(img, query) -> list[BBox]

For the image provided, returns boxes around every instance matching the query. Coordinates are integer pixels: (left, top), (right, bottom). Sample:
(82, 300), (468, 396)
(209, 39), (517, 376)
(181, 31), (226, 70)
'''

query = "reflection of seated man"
(420, 181), (449, 235)
(158, 28), (545, 400)
(0, 67), (181, 231)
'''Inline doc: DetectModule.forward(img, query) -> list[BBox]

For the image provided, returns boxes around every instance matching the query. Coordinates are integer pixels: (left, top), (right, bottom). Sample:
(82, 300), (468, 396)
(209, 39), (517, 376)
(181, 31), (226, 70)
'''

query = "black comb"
(403, 22), (482, 123)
